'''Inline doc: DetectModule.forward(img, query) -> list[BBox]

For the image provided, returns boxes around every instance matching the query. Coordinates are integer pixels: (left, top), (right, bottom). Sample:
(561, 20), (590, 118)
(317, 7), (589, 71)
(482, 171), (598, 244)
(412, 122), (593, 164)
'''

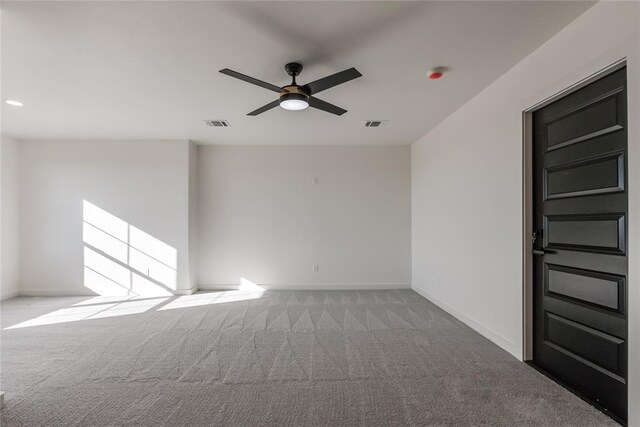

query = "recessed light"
(5, 99), (24, 107)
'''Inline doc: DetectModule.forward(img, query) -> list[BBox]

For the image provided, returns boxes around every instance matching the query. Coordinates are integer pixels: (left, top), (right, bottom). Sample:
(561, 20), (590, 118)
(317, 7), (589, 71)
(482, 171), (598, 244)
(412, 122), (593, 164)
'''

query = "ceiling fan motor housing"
(280, 85), (309, 99)
(280, 92), (308, 103)
(279, 85), (309, 110)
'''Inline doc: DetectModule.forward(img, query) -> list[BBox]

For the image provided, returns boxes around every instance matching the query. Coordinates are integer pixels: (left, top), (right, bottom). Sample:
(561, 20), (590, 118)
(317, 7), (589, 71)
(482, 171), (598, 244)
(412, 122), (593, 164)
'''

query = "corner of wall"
(187, 140), (199, 292)
(0, 135), (21, 300)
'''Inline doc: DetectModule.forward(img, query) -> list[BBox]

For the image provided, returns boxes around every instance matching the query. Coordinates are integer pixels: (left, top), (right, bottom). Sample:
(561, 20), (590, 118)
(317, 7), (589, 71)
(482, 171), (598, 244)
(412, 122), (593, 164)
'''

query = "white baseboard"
(17, 287), (197, 297)
(17, 289), (95, 297)
(0, 290), (19, 301)
(197, 285), (236, 291)
(198, 283), (410, 291)
(8, 284), (411, 298)
(411, 285), (522, 360)
(174, 286), (198, 295)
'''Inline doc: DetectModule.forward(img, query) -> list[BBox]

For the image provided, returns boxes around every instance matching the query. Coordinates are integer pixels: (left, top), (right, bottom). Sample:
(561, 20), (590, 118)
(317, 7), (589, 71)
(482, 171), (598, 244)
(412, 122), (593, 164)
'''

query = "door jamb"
(521, 58), (627, 361)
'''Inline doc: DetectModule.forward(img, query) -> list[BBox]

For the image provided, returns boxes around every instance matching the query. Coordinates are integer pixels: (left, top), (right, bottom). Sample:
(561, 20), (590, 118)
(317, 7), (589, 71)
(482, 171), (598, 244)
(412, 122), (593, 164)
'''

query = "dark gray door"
(532, 66), (628, 423)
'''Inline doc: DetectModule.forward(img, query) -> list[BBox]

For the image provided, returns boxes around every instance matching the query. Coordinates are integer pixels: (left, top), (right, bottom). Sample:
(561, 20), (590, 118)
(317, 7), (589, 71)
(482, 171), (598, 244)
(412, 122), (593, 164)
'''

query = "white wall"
(18, 139), (194, 296)
(1, 135), (21, 300)
(197, 145), (411, 289)
(15, 141), (411, 295)
(187, 140), (199, 291)
(411, 1), (639, 423)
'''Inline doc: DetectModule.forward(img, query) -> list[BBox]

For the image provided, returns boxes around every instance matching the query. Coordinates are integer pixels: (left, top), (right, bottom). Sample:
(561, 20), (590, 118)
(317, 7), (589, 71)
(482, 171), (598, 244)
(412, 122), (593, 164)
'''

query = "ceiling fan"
(219, 62), (362, 116)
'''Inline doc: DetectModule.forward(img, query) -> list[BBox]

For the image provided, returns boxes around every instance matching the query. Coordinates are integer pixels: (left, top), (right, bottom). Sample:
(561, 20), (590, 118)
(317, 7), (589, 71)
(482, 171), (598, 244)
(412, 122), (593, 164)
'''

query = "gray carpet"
(1, 290), (616, 426)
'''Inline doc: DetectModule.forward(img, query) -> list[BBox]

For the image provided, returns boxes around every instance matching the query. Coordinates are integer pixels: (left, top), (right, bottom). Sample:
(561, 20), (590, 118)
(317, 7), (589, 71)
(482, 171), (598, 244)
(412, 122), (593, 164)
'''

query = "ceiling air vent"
(205, 120), (230, 128)
(365, 120), (387, 128)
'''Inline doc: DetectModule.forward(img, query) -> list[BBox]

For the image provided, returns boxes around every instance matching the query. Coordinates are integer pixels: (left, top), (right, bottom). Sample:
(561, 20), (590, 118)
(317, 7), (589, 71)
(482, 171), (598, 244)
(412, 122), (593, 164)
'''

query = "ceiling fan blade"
(219, 68), (283, 93)
(308, 97), (347, 116)
(302, 67), (362, 95)
(247, 99), (280, 116)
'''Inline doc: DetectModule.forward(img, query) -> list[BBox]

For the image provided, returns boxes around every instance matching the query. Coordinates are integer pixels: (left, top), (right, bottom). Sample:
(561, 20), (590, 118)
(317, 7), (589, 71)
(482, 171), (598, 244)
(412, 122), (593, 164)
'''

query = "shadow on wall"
(82, 200), (177, 297)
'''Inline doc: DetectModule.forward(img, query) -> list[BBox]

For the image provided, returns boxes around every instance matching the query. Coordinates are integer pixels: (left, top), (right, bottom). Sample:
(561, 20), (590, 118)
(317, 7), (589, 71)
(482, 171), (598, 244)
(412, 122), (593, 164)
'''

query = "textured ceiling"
(1, 1), (594, 145)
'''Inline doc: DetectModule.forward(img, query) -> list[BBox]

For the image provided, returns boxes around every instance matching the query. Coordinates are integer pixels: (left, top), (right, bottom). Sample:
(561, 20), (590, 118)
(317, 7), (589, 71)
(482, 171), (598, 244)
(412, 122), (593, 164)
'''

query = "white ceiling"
(1, 1), (594, 146)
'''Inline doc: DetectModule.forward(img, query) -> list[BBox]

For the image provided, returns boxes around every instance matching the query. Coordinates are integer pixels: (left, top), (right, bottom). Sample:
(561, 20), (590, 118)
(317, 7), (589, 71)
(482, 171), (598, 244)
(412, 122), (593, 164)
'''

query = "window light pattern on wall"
(82, 200), (177, 297)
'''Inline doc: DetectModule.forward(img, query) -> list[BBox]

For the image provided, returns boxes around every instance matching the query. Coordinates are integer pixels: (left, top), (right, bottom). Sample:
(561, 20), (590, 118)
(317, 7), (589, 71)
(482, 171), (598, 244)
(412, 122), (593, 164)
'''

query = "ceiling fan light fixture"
(220, 63), (361, 116)
(279, 93), (309, 111)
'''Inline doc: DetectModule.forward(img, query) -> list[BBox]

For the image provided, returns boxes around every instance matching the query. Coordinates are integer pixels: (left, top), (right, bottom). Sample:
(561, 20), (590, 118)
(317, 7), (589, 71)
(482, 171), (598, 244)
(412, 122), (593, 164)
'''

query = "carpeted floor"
(1, 290), (616, 426)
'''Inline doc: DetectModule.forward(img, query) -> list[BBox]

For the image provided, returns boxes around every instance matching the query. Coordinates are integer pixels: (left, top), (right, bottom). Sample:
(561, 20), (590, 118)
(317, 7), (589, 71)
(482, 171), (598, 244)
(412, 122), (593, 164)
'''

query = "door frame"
(521, 58), (627, 361)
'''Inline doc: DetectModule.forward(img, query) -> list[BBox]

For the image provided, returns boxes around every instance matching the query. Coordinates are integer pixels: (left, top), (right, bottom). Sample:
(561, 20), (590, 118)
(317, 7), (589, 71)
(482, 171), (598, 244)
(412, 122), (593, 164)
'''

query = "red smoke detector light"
(428, 69), (443, 80)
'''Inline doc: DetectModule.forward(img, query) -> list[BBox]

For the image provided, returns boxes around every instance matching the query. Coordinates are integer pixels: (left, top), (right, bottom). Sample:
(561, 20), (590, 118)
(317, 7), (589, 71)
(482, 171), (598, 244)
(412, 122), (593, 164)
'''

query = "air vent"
(205, 120), (230, 127)
(365, 120), (387, 128)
